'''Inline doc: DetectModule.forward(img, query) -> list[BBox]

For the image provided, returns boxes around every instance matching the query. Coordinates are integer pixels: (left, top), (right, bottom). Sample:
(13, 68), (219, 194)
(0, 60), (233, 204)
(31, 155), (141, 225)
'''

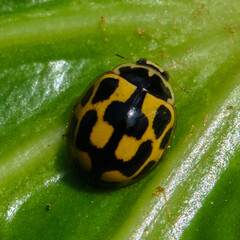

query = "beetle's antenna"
(170, 76), (190, 93)
(165, 62), (190, 93)
(115, 54), (136, 62)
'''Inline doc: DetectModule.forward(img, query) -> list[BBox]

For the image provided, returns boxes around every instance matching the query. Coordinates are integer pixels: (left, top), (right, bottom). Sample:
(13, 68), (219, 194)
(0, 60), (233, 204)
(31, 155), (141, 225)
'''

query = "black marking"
(117, 66), (172, 101)
(136, 59), (170, 81)
(153, 105), (171, 139)
(133, 160), (156, 180)
(81, 85), (94, 107)
(160, 127), (173, 149)
(120, 140), (153, 177)
(104, 88), (148, 140)
(76, 110), (98, 151)
(92, 78), (119, 104)
(91, 140), (152, 179)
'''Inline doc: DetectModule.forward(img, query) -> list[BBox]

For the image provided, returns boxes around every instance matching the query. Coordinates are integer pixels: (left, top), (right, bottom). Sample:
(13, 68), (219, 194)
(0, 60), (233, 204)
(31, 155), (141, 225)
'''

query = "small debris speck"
(46, 204), (51, 211)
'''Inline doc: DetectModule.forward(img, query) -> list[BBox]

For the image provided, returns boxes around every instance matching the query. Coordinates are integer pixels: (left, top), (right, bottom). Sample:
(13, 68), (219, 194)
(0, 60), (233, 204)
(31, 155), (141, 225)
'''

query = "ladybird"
(67, 59), (176, 188)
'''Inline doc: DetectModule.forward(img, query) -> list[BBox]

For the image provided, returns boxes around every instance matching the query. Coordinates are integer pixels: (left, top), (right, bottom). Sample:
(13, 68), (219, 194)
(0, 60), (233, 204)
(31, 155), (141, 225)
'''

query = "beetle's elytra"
(67, 59), (176, 188)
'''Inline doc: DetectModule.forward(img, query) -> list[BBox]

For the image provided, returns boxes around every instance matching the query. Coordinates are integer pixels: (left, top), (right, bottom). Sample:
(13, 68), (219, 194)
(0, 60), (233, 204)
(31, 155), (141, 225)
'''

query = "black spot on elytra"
(81, 85), (94, 107)
(92, 78), (119, 104)
(160, 127), (173, 149)
(76, 110), (97, 151)
(133, 160), (156, 180)
(118, 66), (172, 101)
(153, 105), (171, 139)
(91, 139), (152, 179)
(104, 88), (148, 140)
(120, 140), (153, 177)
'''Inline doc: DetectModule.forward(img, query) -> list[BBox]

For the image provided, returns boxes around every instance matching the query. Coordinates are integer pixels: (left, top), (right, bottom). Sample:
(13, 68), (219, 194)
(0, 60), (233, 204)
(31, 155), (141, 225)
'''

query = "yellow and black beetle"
(67, 59), (176, 188)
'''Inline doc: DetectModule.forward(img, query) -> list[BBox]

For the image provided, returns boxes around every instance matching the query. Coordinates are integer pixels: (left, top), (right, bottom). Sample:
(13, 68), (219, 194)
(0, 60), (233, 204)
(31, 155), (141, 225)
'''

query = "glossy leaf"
(0, 1), (239, 239)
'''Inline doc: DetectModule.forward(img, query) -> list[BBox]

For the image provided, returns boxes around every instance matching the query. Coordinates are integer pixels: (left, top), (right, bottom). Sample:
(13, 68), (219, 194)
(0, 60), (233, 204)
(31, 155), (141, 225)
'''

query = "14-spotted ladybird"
(67, 59), (176, 188)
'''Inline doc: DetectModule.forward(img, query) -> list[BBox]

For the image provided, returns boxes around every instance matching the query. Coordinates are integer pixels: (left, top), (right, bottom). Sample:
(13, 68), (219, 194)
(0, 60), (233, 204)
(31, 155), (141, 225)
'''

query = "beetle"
(67, 59), (176, 188)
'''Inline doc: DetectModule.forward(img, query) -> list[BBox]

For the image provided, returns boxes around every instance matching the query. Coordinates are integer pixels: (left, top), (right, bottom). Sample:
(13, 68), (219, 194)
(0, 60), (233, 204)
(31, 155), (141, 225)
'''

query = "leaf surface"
(0, 1), (239, 239)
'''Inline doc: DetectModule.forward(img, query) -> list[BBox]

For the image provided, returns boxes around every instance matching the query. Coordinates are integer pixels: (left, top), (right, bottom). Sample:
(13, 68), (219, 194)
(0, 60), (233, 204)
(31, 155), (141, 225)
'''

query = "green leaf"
(0, 1), (239, 239)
